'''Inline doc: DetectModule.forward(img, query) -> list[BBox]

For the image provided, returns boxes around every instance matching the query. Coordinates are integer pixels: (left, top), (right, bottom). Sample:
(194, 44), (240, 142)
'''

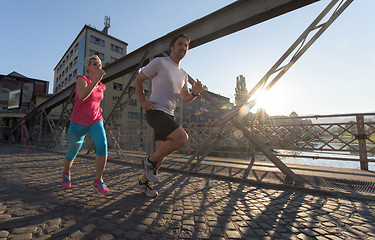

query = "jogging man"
(135, 33), (203, 197)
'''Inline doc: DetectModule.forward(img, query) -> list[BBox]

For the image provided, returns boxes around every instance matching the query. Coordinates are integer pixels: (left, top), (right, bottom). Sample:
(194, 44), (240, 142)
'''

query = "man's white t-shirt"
(142, 57), (188, 116)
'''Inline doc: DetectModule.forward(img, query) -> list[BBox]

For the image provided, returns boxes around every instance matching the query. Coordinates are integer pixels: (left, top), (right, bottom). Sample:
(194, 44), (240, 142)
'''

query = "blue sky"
(1, 0), (374, 116)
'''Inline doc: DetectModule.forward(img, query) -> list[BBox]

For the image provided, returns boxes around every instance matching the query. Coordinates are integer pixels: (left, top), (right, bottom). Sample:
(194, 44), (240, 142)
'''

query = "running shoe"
(142, 155), (159, 183)
(92, 178), (110, 195)
(137, 180), (158, 198)
(61, 171), (71, 189)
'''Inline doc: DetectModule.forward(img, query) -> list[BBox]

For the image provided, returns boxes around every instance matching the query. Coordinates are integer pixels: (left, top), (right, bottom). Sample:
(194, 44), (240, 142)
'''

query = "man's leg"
(141, 127), (188, 183)
(140, 140), (165, 183)
(149, 126), (188, 163)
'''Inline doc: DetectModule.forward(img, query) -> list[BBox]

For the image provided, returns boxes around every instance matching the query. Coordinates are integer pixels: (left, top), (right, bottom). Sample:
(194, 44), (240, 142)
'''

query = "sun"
(253, 89), (270, 109)
(250, 88), (289, 115)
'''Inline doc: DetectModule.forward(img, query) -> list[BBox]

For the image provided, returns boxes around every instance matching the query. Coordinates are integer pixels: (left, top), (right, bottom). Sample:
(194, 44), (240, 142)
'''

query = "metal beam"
(103, 0), (319, 83)
(30, 0), (319, 115)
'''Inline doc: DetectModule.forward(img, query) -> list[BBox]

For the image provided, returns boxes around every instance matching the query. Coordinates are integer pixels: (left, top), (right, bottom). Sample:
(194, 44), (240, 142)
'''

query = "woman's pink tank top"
(70, 75), (106, 126)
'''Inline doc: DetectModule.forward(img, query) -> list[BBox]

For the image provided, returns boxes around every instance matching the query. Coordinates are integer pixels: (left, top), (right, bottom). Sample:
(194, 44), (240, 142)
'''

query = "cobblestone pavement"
(0, 144), (375, 240)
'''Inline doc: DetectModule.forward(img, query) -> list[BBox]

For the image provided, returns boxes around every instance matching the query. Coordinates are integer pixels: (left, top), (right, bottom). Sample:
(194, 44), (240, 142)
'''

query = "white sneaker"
(142, 155), (159, 183)
(137, 181), (158, 198)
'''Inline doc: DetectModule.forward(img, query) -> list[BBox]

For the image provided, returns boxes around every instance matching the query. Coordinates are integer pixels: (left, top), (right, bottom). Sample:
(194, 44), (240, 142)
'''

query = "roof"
(1, 72), (49, 84)
(54, 25), (129, 70)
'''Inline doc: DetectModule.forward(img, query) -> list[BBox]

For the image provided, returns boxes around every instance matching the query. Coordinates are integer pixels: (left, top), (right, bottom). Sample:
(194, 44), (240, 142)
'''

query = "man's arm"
(180, 79), (203, 103)
(135, 71), (155, 110)
(180, 90), (196, 103)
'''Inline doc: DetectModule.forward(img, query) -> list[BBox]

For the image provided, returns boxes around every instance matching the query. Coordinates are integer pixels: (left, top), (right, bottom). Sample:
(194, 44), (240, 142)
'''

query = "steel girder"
(26, 0), (320, 116)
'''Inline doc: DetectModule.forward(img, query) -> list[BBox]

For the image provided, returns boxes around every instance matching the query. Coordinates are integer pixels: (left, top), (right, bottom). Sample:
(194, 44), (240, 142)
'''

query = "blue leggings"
(65, 121), (107, 161)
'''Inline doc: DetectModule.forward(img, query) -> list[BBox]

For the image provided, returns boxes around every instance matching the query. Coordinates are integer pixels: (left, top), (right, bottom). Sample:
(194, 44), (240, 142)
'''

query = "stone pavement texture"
(0, 144), (375, 240)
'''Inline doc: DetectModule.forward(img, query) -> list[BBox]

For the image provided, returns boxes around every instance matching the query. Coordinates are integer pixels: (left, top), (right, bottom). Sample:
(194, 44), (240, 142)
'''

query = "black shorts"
(146, 110), (180, 141)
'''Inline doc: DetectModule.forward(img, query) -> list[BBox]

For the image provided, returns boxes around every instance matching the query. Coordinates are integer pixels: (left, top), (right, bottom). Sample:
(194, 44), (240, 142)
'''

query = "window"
(111, 44), (123, 54)
(74, 56), (77, 65)
(73, 69), (77, 77)
(110, 57), (118, 63)
(69, 62), (73, 70)
(90, 35), (105, 47)
(129, 99), (137, 106)
(188, 105), (193, 110)
(74, 44), (78, 52)
(113, 96), (119, 103)
(89, 50), (104, 61)
(128, 112), (139, 119)
(113, 110), (120, 118)
(175, 107), (180, 113)
(144, 90), (149, 97)
(177, 98), (180, 103)
(113, 83), (123, 90)
(129, 87), (136, 94)
(200, 98), (206, 102)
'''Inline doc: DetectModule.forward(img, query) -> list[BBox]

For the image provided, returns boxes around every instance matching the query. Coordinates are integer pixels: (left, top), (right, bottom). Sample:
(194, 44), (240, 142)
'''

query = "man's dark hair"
(169, 33), (190, 52)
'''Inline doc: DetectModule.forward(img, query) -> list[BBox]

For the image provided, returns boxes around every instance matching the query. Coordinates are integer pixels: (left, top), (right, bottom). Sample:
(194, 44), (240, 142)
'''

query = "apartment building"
(53, 23), (128, 94)
(52, 20), (157, 132)
(183, 90), (233, 124)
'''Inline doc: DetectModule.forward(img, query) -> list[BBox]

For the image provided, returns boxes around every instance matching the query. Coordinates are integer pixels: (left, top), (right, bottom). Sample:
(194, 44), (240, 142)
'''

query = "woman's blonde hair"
(85, 55), (101, 72)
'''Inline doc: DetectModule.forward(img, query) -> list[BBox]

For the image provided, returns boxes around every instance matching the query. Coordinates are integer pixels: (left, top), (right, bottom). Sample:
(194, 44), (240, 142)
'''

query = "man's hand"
(191, 79), (203, 96)
(141, 100), (156, 111)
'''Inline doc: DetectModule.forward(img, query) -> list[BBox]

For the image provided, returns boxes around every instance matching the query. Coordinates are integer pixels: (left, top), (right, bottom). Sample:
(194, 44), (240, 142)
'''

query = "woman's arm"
(76, 70), (105, 101)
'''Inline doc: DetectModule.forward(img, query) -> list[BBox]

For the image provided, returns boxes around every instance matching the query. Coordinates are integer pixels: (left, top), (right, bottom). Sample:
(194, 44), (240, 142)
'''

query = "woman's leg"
(64, 122), (89, 171)
(62, 122), (89, 188)
(88, 121), (108, 179)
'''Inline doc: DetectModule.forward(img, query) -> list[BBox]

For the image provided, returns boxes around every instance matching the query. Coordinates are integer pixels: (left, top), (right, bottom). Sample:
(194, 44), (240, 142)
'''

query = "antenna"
(102, 16), (111, 35)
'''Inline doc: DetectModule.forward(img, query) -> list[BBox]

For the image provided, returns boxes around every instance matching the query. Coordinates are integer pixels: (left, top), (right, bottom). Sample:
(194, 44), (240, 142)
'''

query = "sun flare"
(250, 88), (290, 115)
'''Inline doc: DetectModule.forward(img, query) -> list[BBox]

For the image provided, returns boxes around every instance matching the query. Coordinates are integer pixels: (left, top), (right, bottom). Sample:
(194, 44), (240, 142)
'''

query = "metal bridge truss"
(8, 0), (356, 185)
(183, 0), (356, 178)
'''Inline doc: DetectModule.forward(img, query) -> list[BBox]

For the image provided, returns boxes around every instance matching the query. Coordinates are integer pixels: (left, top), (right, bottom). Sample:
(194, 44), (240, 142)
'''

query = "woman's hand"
(95, 69), (106, 83)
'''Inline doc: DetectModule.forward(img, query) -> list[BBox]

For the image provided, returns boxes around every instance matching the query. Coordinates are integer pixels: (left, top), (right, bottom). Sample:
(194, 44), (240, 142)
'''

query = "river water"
(275, 149), (375, 171)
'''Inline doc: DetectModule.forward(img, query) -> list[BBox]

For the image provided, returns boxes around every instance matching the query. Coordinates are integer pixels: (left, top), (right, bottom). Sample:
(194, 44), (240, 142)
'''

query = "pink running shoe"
(92, 179), (109, 195)
(61, 171), (71, 189)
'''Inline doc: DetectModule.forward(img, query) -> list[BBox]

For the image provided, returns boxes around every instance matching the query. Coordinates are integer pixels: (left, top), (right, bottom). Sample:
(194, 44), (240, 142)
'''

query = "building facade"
(0, 72), (50, 140)
(53, 24), (128, 94)
(52, 22), (228, 135)
(182, 90), (233, 124)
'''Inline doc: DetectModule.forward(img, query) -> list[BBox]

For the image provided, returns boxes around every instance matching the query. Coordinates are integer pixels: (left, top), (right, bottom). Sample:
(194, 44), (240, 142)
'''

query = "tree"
(235, 75), (248, 106)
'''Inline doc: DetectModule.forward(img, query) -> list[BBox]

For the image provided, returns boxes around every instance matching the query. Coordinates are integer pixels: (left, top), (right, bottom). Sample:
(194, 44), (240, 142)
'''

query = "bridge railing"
(56, 112), (375, 171)
(180, 113), (375, 170)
